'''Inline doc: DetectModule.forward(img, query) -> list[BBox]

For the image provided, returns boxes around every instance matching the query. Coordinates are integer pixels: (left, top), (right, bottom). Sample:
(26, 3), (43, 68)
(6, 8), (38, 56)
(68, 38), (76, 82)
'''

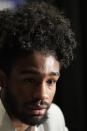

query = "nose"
(33, 82), (49, 100)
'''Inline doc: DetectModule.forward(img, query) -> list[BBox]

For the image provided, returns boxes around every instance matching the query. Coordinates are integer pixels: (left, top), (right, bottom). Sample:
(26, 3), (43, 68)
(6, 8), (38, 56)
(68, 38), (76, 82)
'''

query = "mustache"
(24, 100), (50, 109)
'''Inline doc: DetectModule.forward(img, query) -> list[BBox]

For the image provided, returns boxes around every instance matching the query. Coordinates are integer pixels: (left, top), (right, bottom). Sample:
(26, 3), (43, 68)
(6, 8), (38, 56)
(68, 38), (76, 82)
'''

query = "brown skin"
(1, 52), (60, 128)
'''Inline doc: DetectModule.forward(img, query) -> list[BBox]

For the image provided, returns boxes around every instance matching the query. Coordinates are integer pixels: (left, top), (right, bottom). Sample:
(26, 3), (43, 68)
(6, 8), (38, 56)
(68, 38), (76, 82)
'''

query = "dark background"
(52, 0), (86, 131)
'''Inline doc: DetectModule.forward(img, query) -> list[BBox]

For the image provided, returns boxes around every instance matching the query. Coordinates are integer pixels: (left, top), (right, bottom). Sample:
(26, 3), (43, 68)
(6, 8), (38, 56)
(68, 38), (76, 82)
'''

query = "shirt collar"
(0, 99), (15, 130)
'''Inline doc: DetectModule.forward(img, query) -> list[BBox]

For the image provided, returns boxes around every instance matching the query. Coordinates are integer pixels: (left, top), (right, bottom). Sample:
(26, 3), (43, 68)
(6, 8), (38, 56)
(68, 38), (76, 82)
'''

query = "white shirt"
(0, 100), (68, 131)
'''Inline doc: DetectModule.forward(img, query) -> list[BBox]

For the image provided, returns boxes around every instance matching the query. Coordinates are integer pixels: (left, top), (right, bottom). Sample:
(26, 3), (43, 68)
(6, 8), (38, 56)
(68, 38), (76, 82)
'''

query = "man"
(0, 2), (76, 131)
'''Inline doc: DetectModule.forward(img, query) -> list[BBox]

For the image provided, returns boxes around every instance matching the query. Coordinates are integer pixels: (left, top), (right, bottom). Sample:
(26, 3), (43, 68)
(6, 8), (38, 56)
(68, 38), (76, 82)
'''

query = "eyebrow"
(20, 68), (60, 77)
(49, 72), (60, 77)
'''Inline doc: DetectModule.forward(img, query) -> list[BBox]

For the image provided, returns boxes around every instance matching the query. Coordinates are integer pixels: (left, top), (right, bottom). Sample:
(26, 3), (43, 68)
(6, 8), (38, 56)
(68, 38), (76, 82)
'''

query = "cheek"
(48, 86), (56, 102)
(8, 81), (33, 102)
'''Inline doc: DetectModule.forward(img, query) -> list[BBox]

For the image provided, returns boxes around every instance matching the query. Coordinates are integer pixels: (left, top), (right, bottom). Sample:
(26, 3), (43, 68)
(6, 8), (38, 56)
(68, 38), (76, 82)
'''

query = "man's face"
(4, 52), (60, 126)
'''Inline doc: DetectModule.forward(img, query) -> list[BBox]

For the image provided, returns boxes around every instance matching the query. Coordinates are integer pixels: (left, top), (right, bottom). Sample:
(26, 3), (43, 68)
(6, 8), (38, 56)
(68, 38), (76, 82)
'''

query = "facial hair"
(2, 86), (50, 126)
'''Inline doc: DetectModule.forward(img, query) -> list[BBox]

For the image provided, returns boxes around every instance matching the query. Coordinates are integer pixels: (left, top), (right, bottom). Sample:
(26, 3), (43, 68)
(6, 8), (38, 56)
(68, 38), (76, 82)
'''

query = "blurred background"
(0, 0), (86, 131)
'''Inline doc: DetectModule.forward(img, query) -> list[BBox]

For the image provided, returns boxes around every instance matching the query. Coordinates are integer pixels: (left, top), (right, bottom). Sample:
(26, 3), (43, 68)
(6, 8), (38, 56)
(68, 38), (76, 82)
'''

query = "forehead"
(11, 52), (60, 75)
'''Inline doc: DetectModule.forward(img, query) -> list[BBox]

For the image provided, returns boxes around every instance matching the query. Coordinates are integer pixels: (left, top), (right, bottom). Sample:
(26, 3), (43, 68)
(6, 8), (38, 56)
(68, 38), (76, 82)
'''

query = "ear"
(0, 70), (7, 90)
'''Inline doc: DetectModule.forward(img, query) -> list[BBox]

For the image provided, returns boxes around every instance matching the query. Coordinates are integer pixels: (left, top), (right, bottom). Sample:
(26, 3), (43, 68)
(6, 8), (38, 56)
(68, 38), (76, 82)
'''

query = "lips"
(24, 105), (47, 116)
(29, 108), (46, 116)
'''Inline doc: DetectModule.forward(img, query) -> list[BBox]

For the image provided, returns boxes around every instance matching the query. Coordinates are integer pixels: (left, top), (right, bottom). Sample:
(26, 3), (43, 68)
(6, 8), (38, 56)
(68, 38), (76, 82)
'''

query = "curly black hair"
(0, 2), (76, 74)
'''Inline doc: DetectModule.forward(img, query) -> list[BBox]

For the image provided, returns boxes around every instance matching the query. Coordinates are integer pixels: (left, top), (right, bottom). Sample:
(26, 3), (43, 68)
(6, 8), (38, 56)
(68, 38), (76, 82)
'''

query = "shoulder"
(48, 103), (65, 123)
(43, 103), (68, 131)
(48, 103), (64, 114)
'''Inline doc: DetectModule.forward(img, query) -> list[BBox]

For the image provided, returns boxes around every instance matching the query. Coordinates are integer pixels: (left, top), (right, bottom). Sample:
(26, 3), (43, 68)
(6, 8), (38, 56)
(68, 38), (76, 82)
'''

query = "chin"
(18, 113), (48, 126)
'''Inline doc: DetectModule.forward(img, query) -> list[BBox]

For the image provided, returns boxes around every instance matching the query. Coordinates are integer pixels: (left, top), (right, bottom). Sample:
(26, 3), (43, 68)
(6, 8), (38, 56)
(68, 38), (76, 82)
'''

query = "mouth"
(24, 105), (47, 116)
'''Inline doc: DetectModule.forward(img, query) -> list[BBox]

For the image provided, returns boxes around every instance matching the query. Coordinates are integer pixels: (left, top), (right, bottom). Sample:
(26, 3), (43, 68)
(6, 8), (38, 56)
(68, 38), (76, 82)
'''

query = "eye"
(46, 79), (57, 86)
(23, 78), (35, 84)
